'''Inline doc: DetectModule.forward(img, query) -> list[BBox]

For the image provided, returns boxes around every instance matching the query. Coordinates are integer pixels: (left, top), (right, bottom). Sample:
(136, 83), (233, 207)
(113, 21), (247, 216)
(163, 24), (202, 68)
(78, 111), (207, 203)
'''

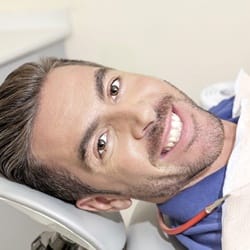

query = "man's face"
(31, 65), (224, 203)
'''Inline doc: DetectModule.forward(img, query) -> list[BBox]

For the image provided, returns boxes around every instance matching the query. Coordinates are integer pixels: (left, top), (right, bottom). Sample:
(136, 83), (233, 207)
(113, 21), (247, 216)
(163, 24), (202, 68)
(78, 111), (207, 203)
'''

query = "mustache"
(146, 95), (173, 164)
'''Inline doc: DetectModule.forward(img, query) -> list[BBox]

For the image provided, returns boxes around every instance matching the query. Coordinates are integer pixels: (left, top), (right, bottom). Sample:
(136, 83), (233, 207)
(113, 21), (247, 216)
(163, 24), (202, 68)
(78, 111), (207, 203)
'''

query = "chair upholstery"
(126, 201), (185, 250)
(0, 175), (126, 250)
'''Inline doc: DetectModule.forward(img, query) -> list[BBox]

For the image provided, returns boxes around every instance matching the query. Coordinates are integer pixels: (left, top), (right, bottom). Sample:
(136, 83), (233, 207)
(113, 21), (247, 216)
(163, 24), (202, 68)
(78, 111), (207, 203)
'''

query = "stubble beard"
(128, 96), (225, 202)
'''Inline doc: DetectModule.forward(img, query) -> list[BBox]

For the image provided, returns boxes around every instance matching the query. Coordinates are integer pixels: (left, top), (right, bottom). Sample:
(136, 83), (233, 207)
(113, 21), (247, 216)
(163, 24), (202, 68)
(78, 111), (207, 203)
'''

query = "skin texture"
(31, 65), (236, 211)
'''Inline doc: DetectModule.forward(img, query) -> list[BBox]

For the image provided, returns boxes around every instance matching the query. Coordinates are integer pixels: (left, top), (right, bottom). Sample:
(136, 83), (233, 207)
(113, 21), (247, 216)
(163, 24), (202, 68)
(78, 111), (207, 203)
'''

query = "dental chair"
(126, 201), (185, 250)
(0, 175), (126, 250)
(0, 174), (186, 250)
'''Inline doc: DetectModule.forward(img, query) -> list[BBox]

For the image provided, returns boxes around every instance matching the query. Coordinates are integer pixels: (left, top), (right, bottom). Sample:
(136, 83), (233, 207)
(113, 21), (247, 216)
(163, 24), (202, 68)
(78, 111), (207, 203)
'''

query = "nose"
(109, 102), (156, 139)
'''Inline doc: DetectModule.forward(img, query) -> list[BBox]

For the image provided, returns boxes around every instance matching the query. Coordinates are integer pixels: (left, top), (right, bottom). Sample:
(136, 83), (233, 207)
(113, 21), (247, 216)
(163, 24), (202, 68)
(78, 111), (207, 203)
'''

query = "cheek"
(113, 143), (153, 178)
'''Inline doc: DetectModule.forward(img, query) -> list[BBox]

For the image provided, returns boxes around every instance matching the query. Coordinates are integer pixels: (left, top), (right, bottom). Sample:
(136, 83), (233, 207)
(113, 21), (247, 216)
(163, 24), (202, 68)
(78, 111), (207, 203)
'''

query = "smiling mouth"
(161, 112), (183, 155)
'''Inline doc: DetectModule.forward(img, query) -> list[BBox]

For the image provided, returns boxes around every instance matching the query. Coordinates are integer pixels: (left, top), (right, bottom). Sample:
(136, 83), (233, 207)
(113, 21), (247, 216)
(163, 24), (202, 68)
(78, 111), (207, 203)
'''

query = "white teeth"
(163, 112), (183, 153)
(172, 120), (180, 129)
(166, 141), (175, 147)
(172, 113), (179, 121)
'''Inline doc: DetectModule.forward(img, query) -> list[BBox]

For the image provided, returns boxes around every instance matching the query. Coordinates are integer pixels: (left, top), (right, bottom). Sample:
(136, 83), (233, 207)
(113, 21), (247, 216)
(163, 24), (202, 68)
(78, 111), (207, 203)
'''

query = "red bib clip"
(157, 194), (230, 235)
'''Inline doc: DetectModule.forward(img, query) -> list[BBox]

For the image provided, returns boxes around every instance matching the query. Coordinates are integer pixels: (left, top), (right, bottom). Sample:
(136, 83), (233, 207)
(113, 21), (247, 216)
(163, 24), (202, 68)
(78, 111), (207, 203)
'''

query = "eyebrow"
(78, 67), (108, 164)
(78, 118), (99, 164)
(95, 67), (109, 101)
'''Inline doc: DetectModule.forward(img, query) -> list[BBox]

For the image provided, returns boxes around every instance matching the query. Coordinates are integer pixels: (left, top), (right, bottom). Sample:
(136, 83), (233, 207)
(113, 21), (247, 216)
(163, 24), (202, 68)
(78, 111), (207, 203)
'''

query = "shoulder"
(208, 97), (235, 120)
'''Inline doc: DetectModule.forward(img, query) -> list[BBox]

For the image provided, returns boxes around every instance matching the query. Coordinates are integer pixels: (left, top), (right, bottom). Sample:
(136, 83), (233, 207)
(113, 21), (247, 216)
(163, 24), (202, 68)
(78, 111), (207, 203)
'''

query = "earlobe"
(76, 195), (132, 212)
(76, 196), (112, 212)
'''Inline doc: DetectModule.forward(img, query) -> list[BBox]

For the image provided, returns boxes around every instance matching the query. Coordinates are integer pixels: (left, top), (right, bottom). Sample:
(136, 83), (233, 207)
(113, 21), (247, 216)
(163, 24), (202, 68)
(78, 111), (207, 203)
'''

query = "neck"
(184, 119), (237, 189)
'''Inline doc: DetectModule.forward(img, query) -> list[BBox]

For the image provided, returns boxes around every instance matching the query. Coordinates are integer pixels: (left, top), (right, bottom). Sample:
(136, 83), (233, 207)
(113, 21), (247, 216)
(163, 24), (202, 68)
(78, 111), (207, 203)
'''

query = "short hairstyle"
(0, 57), (120, 204)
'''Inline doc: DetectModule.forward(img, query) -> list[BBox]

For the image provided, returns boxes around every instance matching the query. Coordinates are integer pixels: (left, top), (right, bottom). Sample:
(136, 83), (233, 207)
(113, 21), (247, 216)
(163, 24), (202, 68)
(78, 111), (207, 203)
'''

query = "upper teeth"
(163, 113), (183, 152)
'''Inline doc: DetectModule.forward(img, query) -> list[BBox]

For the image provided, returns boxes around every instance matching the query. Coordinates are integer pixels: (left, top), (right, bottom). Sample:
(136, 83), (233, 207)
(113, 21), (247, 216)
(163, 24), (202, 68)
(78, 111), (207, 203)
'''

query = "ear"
(76, 195), (132, 212)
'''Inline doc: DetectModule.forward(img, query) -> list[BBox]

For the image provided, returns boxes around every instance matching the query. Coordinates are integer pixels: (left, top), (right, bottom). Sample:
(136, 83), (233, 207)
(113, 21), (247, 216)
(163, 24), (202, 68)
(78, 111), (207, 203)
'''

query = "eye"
(97, 133), (107, 158)
(110, 78), (120, 100)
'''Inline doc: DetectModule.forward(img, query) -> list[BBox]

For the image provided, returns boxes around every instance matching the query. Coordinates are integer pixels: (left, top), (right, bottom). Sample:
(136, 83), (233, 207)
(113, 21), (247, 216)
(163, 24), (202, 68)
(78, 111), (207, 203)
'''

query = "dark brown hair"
(0, 57), (119, 203)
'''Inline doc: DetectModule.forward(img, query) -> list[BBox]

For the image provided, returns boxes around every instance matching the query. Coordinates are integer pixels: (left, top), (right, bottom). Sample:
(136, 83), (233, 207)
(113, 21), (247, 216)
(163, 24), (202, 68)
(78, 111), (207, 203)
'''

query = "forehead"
(31, 65), (100, 168)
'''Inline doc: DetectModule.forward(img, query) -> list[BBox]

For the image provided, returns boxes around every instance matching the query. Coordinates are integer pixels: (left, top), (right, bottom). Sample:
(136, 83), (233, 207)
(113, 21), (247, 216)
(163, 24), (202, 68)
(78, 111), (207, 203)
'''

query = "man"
(0, 58), (240, 249)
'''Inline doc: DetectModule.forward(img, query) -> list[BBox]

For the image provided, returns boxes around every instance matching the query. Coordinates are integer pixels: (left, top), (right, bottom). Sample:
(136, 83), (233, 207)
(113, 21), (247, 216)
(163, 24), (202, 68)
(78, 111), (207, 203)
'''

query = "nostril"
(131, 103), (156, 138)
(133, 120), (155, 139)
(143, 121), (154, 133)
